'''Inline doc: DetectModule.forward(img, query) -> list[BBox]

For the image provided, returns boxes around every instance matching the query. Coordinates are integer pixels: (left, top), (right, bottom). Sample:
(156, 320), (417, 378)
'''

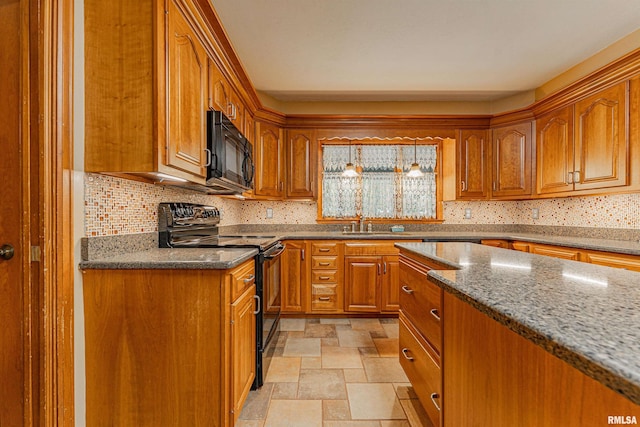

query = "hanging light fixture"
(407, 139), (424, 177)
(342, 140), (359, 177)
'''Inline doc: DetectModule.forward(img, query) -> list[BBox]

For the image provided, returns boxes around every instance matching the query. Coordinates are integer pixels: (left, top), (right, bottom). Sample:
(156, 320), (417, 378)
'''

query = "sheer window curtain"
(321, 144), (437, 219)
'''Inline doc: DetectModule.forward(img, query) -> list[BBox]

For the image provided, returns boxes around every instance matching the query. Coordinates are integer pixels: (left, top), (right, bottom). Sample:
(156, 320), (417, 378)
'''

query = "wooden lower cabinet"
(82, 260), (256, 426)
(344, 240), (420, 313)
(511, 240), (640, 271)
(443, 291), (638, 426)
(281, 240), (309, 312)
(345, 256), (382, 312)
(310, 241), (344, 313)
(398, 253), (444, 426)
(231, 284), (257, 423)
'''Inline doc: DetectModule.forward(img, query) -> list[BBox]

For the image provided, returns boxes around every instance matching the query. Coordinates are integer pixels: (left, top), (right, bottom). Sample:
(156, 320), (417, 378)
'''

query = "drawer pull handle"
(319, 262), (330, 266)
(319, 276), (331, 280)
(318, 297), (331, 301)
(243, 274), (255, 284)
(430, 393), (441, 412)
(301, 249), (305, 260)
(430, 309), (441, 321)
(401, 285), (414, 294)
(319, 248), (330, 252)
(401, 348), (414, 361)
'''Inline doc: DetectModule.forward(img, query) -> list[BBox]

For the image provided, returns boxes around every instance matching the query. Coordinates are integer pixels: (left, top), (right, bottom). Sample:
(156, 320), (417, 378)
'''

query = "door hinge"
(31, 246), (41, 262)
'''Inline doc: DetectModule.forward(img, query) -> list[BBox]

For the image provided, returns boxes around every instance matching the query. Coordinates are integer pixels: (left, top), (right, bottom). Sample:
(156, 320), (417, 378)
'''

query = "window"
(320, 140), (440, 221)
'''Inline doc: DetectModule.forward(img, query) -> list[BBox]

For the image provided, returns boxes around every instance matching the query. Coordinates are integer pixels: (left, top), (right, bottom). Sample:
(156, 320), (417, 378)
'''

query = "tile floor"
(237, 318), (434, 427)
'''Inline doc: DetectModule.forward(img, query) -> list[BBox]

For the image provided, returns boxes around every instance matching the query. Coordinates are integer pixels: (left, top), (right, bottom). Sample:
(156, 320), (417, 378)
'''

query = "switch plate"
(464, 208), (472, 219)
(266, 208), (273, 219)
(532, 208), (539, 220)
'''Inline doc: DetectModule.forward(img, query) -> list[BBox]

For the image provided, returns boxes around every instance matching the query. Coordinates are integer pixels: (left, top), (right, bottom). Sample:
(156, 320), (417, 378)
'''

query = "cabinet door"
(207, 57), (230, 114)
(536, 106), (574, 194)
(255, 121), (285, 198)
(280, 240), (308, 312)
(231, 285), (256, 424)
(229, 90), (245, 134)
(574, 82), (628, 191)
(166, 0), (207, 178)
(345, 256), (381, 312)
(381, 255), (400, 312)
(286, 129), (316, 199)
(457, 129), (489, 199)
(491, 122), (533, 198)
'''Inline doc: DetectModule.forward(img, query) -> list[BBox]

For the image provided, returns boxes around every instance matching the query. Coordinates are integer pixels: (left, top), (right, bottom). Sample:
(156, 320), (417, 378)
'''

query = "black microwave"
(206, 110), (254, 194)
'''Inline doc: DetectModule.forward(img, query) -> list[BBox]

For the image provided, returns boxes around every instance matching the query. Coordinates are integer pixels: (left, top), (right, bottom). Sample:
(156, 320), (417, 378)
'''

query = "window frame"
(316, 136), (444, 223)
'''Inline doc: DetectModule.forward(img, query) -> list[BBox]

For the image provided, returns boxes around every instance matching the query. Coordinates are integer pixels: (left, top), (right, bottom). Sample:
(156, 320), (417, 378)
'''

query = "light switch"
(266, 208), (273, 218)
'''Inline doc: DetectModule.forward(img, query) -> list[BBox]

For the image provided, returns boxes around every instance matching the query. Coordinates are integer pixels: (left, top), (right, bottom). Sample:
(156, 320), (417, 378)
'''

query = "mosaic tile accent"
(84, 173), (640, 236)
(444, 192), (640, 229)
(83, 174), (244, 236)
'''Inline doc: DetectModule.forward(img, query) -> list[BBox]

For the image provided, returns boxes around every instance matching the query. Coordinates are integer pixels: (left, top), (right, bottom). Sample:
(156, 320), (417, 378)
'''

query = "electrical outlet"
(532, 208), (539, 220)
(266, 208), (273, 219)
(464, 208), (472, 219)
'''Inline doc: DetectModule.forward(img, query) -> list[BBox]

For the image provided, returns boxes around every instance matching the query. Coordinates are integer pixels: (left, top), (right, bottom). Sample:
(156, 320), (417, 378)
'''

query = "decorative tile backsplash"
(84, 173), (640, 236)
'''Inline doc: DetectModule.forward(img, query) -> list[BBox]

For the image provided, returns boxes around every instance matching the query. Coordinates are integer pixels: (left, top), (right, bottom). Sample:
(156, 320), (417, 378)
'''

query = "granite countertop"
(254, 231), (640, 256)
(79, 247), (258, 270)
(395, 241), (640, 405)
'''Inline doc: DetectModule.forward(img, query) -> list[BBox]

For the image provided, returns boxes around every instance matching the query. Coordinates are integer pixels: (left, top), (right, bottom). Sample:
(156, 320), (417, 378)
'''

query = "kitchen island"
(396, 241), (640, 426)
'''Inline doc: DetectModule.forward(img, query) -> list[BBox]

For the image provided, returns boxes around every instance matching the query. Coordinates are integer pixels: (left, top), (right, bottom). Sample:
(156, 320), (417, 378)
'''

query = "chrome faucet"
(359, 216), (366, 232)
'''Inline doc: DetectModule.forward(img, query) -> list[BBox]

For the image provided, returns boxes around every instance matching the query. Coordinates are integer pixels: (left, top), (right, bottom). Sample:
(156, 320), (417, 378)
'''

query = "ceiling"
(209, 0), (640, 102)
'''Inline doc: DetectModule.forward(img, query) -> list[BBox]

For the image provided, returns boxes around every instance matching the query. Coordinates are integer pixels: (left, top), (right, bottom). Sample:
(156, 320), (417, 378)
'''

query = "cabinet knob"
(574, 170), (581, 183)
(401, 285), (414, 294)
(318, 297), (331, 301)
(243, 274), (255, 284)
(461, 180), (467, 192)
(430, 308), (441, 321)
(567, 172), (574, 184)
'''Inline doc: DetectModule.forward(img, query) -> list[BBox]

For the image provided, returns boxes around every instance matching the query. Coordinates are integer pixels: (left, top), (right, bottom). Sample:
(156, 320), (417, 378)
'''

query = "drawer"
(229, 259), (256, 301)
(399, 260), (442, 354)
(312, 256), (339, 269)
(344, 241), (398, 255)
(311, 283), (341, 311)
(399, 314), (441, 427)
(312, 242), (339, 255)
(311, 270), (338, 283)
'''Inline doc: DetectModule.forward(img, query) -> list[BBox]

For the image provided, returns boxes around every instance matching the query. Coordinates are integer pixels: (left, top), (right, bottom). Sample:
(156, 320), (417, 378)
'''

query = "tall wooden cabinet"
(286, 129), (317, 199)
(537, 82), (629, 195)
(255, 121), (285, 198)
(457, 129), (490, 199)
(85, 0), (210, 182)
(491, 122), (533, 198)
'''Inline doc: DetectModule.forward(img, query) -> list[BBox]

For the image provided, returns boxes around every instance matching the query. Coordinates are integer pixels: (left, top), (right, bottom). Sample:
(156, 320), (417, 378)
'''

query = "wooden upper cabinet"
(457, 129), (489, 200)
(255, 121), (285, 198)
(536, 106), (574, 194)
(166, 0), (208, 178)
(286, 129), (316, 199)
(491, 122), (533, 198)
(574, 82), (628, 191)
(207, 58), (244, 134)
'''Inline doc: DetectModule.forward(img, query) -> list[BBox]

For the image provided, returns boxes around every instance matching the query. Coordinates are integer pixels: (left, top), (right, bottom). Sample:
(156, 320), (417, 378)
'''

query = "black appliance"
(206, 110), (254, 194)
(158, 202), (282, 389)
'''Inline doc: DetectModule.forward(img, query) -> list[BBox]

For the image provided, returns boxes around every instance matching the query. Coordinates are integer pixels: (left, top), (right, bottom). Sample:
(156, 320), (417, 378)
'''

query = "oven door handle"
(253, 294), (261, 315)
(264, 243), (286, 259)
